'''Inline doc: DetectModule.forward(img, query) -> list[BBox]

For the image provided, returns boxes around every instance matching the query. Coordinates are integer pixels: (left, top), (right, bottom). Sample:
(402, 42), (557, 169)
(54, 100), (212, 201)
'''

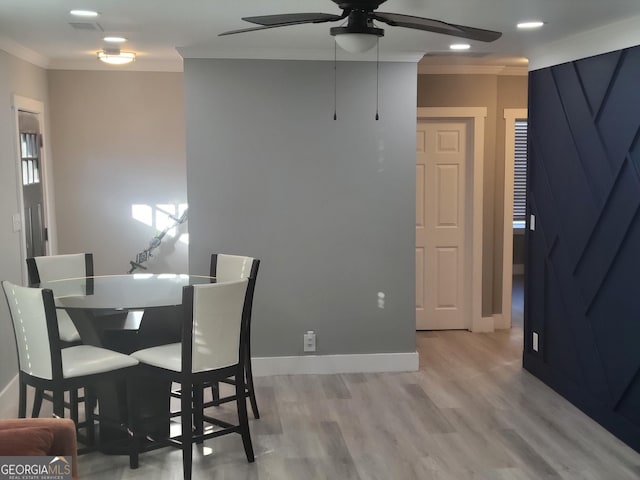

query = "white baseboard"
(493, 313), (511, 330)
(473, 316), (496, 332)
(251, 352), (419, 376)
(513, 264), (525, 275)
(0, 375), (18, 419)
(0, 353), (419, 408)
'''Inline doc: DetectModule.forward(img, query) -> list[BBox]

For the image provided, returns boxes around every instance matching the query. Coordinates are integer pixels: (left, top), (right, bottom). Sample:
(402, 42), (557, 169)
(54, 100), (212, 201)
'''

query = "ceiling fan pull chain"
(333, 39), (338, 121)
(375, 37), (380, 121)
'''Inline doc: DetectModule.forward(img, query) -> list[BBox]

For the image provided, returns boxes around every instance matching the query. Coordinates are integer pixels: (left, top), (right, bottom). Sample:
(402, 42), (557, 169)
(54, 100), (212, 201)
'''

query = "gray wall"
(185, 59), (416, 357)
(0, 50), (50, 392)
(47, 71), (187, 275)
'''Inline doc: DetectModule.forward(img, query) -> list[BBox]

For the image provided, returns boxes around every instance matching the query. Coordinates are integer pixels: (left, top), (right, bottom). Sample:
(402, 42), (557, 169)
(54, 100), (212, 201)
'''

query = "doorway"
(416, 119), (469, 330)
(500, 108), (528, 329)
(416, 107), (487, 332)
(12, 96), (52, 284)
(19, 112), (46, 259)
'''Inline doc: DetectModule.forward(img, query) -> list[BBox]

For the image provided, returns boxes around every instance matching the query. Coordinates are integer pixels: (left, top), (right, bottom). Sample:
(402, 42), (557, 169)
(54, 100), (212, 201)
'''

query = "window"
(513, 120), (528, 229)
(20, 132), (40, 186)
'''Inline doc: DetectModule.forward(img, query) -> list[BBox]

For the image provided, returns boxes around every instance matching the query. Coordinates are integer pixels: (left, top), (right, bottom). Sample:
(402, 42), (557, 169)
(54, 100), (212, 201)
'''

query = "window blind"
(513, 120), (528, 224)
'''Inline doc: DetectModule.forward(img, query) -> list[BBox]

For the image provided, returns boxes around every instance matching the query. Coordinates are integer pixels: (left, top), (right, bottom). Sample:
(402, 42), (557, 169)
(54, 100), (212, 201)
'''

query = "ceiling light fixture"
(517, 21), (544, 29)
(103, 36), (127, 43)
(332, 32), (381, 53)
(330, 12), (384, 54)
(450, 43), (471, 50)
(70, 9), (99, 17)
(97, 48), (136, 65)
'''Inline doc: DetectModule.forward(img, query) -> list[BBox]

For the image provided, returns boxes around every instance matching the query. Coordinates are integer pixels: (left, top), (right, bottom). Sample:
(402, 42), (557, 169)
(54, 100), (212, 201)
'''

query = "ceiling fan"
(220, 0), (502, 53)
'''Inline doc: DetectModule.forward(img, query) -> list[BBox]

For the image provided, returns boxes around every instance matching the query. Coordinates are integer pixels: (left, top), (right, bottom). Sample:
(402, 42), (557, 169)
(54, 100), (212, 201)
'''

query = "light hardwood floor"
(73, 284), (639, 479)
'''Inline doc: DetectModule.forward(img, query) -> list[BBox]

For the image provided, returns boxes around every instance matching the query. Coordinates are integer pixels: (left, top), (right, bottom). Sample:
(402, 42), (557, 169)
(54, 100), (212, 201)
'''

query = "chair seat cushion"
(61, 345), (138, 378)
(132, 343), (182, 372)
(57, 311), (81, 343)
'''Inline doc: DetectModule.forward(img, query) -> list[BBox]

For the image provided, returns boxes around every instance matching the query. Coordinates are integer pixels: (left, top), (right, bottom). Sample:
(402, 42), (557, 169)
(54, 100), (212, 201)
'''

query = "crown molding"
(0, 37), (49, 69)
(48, 57), (184, 72)
(418, 64), (528, 76)
(178, 46), (424, 63)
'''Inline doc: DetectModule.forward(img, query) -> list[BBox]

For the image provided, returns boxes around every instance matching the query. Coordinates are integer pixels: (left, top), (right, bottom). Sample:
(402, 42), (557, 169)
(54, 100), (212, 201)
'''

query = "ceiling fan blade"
(219, 24), (306, 36)
(373, 12), (502, 42)
(243, 13), (345, 27)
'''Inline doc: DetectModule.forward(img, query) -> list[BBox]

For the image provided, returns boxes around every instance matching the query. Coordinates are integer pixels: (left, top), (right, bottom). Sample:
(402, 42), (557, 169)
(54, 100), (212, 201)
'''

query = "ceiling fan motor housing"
(330, 0), (388, 10)
(330, 9), (385, 37)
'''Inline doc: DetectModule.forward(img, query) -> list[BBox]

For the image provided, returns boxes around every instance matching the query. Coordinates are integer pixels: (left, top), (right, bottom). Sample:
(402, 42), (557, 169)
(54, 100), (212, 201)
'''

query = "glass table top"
(41, 274), (217, 311)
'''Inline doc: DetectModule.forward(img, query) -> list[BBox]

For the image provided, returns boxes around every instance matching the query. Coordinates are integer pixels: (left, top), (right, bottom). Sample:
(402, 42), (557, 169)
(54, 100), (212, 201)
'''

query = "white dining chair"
(208, 254), (261, 418)
(26, 253), (91, 344)
(2, 280), (139, 459)
(130, 279), (254, 480)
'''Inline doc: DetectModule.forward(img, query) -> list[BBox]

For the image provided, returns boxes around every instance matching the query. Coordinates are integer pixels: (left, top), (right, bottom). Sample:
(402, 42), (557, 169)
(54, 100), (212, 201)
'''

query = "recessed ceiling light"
(517, 21), (544, 29)
(450, 43), (471, 51)
(70, 9), (99, 17)
(103, 36), (127, 43)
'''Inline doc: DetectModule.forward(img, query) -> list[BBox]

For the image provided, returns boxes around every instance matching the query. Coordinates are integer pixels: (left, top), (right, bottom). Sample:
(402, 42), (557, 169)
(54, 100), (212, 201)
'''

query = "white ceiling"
(1, 0), (639, 71)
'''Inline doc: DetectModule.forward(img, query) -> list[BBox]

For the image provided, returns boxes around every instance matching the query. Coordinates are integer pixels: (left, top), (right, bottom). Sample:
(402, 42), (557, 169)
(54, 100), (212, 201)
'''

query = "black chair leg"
(18, 380), (27, 418)
(236, 373), (254, 462)
(31, 388), (43, 418)
(181, 380), (193, 480)
(85, 389), (96, 447)
(126, 379), (139, 469)
(193, 384), (204, 445)
(70, 389), (79, 425)
(210, 382), (219, 403)
(52, 389), (65, 418)
(245, 349), (259, 419)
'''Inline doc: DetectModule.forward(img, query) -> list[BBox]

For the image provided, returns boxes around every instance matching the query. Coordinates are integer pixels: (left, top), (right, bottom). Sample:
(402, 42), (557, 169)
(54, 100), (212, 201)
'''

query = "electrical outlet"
(530, 214), (536, 231)
(532, 332), (539, 352)
(303, 331), (316, 352)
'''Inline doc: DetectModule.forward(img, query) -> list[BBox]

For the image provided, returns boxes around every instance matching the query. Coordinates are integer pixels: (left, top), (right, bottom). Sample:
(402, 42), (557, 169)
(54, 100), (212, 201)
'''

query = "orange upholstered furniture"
(0, 418), (78, 479)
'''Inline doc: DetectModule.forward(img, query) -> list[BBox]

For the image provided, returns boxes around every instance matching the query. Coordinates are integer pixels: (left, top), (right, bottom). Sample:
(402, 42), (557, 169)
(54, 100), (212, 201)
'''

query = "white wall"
(47, 71), (188, 275)
(184, 59), (417, 357)
(0, 50), (50, 391)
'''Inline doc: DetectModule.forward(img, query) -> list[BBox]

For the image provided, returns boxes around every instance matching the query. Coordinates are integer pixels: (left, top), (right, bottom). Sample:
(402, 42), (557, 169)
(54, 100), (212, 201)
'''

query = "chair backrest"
(26, 253), (93, 285)
(210, 254), (258, 282)
(2, 281), (60, 380)
(210, 254), (260, 328)
(182, 279), (248, 373)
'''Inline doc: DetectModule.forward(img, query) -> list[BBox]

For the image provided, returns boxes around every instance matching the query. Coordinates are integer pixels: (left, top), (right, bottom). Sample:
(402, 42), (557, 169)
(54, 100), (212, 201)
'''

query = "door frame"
(12, 95), (53, 284)
(417, 107), (487, 332)
(499, 108), (528, 329)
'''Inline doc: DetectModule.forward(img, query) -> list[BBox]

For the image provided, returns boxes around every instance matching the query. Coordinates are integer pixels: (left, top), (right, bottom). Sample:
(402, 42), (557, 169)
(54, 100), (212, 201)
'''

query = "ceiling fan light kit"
(332, 32), (380, 53)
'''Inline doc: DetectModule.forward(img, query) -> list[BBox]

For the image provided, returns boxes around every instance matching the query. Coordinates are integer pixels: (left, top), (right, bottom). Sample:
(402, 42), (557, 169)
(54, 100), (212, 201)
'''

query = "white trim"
(418, 64), (528, 76)
(475, 316), (496, 333)
(12, 96), (55, 285)
(178, 46), (424, 63)
(0, 375), (18, 418)
(416, 107), (486, 333)
(500, 109), (528, 330)
(48, 58), (184, 72)
(528, 14), (640, 71)
(251, 352), (419, 376)
(0, 37), (49, 69)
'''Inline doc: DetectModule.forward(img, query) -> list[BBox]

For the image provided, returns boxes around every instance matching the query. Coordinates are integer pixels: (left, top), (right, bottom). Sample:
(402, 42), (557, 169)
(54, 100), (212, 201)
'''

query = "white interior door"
(416, 120), (467, 330)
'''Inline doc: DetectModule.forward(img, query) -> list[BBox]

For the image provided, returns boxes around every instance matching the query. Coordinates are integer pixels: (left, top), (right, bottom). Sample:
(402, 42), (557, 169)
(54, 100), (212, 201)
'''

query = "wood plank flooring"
(73, 286), (639, 479)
